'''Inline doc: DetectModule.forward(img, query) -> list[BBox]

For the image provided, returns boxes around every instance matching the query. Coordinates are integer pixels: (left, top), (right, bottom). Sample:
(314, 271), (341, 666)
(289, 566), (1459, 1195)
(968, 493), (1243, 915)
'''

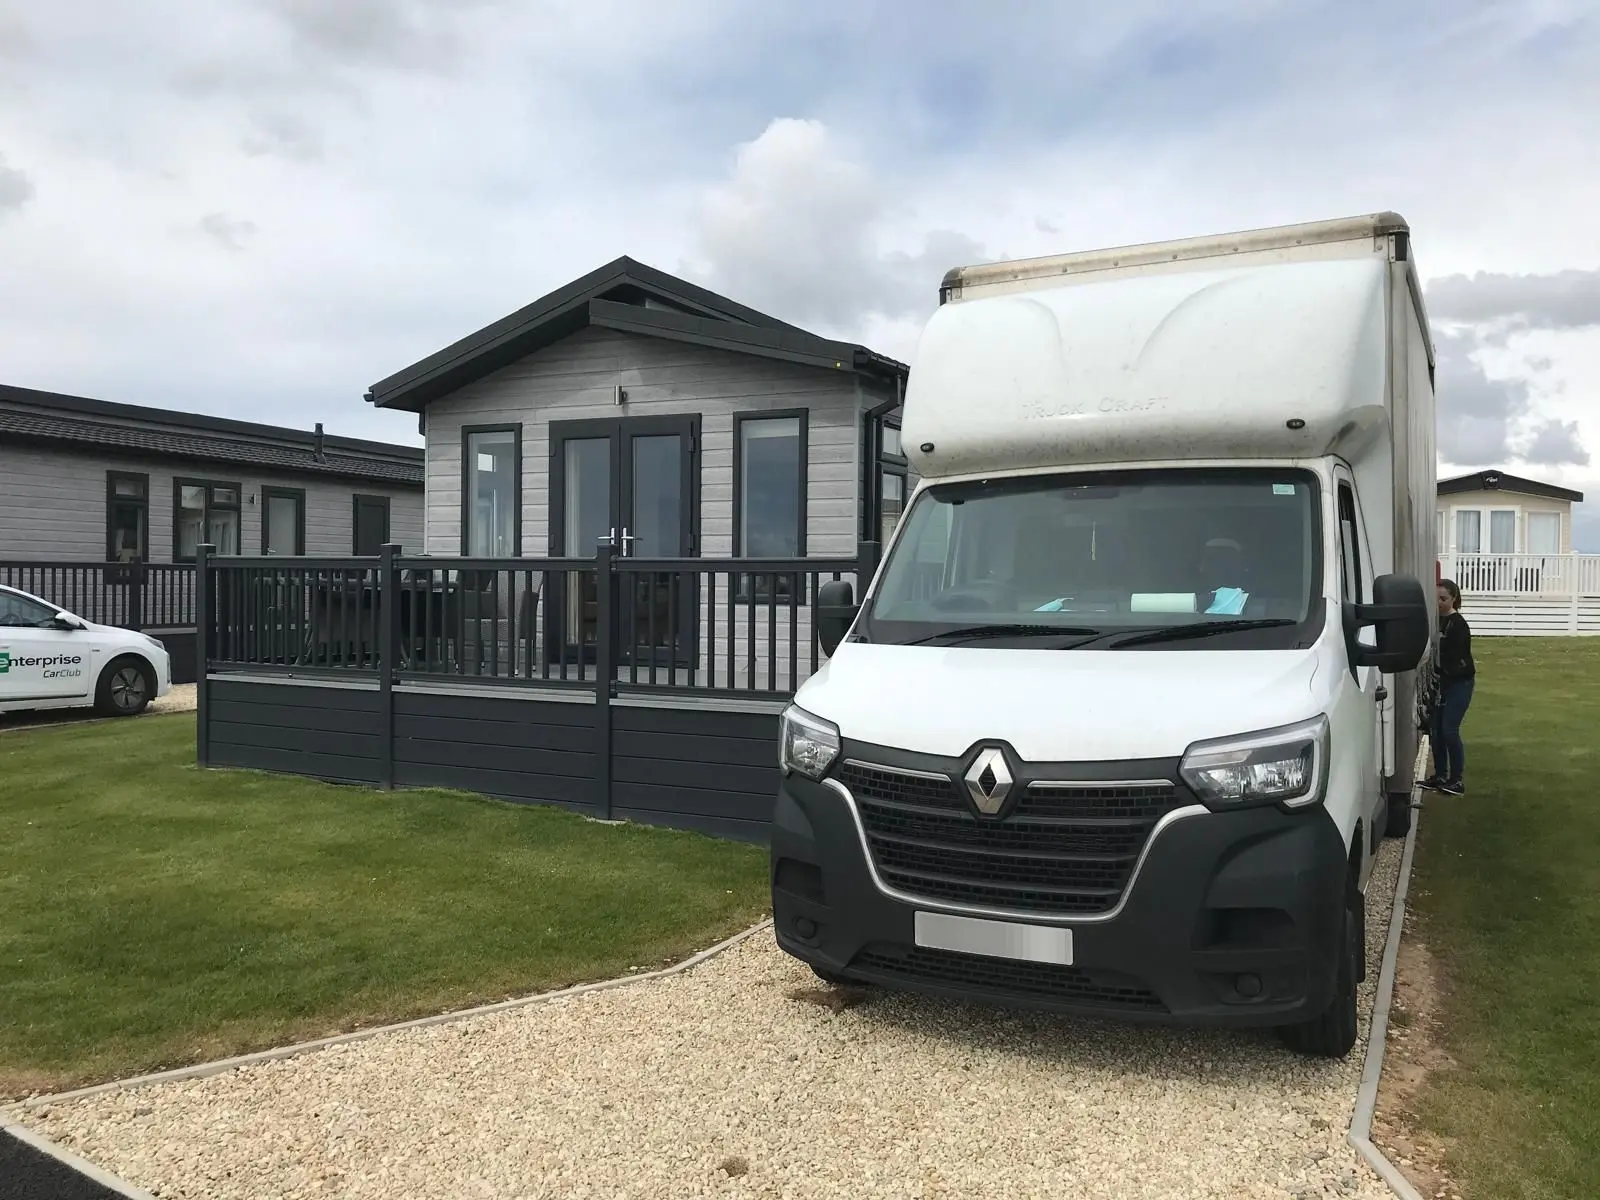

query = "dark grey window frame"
(459, 424), (523, 556)
(732, 408), (808, 603)
(105, 470), (150, 562)
(352, 493), (393, 555)
(173, 476), (242, 562)
(260, 485), (307, 556)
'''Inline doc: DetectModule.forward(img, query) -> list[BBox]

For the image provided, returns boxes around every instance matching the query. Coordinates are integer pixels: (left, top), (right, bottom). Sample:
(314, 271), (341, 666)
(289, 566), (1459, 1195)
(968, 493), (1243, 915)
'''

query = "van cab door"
(0, 592), (95, 706)
(1333, 469), (1385, 877)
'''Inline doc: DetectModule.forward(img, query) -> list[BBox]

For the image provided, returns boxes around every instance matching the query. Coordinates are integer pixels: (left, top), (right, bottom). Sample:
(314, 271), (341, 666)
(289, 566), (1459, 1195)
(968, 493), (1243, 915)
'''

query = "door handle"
(618, 527), (637, 556)
(597, 527), (616, 548)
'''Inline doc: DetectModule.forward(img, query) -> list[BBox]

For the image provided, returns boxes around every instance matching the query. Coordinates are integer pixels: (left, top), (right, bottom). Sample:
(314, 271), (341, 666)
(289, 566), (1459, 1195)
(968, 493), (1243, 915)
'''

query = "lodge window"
(106, 471), (149, 562)
(461, 425), (521, 556)
(261, 486), (306, 556)
(733, 410), (807, 602)
(174, 478), (241, 560)
(1527, 511), (1561, 555)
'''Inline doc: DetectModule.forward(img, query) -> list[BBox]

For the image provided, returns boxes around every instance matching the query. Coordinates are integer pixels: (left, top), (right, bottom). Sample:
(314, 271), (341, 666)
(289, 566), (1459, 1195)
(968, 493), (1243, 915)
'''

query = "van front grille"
(837, 761), (1182, 916)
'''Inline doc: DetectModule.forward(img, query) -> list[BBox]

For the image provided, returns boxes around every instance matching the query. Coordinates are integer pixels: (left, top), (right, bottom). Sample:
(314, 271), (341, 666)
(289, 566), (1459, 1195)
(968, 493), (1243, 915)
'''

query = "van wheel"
(1279, 887), (1362, 1059)
(1384, 790), (1413, 839)
(96, 656), (153, 717)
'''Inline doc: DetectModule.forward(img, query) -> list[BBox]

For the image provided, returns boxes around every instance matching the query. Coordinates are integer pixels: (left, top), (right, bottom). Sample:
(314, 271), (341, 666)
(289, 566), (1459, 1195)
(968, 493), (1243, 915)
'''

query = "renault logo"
(963, 747), (1013, 816)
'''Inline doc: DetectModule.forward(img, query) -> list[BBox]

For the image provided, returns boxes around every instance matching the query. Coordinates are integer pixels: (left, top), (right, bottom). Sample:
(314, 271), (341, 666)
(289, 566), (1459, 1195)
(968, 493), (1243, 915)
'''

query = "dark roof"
(0, 384), (424, 487)
(366, 255), (909, 412)
(1438, 469), (1584, 504)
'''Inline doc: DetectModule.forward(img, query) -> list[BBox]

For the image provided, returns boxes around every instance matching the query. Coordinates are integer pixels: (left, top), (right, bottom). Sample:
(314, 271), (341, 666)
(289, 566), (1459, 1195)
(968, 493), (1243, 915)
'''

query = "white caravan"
(773, 214), (1437, 1058)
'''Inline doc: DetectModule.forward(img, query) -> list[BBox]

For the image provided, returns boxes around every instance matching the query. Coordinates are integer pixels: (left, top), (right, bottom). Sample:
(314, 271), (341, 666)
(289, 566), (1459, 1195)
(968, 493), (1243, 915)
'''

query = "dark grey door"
(548, 416), (697, 665)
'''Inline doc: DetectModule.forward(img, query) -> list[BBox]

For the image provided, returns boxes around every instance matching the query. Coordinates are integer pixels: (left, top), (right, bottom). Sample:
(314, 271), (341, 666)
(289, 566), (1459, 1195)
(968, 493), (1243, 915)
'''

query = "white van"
(773, 214), (1436, 1058)
(0, 584), (172, 718)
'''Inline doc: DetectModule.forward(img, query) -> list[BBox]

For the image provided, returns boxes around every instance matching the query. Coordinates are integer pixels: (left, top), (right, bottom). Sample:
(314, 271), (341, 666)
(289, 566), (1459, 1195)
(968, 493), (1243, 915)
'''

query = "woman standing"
(1424, 578), (1475, 795)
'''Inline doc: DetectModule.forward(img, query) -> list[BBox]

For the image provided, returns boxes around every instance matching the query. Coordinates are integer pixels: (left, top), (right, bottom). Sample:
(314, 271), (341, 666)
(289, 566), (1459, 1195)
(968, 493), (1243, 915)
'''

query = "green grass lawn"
(0, 714), (769, 1100)
(1410, 638), (1600, 1199)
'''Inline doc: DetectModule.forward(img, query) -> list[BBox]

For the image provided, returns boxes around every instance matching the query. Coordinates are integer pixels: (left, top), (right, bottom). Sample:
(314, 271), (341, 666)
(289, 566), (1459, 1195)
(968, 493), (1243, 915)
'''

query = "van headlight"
(779, 705), (841, 780)
(1179, 715), (1329, 810)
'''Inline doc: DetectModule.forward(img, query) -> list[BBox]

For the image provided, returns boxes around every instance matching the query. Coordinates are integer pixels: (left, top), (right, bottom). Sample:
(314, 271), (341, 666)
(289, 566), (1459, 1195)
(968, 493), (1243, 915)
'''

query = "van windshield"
(862, 468), (1322, 650)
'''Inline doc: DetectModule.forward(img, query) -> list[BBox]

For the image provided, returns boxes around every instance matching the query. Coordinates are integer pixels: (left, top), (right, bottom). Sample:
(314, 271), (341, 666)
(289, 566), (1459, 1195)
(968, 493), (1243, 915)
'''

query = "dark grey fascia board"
(364, 256), (904, 412)
(0, 383), (423, 465)
(0, 426), (424, 487)
(1437, 470), (1584, 504)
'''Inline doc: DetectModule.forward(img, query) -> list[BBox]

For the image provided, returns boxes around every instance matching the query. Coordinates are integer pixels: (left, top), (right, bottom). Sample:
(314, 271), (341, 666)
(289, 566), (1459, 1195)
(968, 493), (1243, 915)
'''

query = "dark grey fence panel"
(207, 678), (384, 785)
(609, 703), (781, 844)
(391, 689), (602, 814)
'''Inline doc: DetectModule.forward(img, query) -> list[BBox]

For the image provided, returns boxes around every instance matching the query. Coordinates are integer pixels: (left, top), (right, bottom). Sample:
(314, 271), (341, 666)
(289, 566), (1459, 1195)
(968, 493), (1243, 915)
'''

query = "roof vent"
(314, 422), (325, 462)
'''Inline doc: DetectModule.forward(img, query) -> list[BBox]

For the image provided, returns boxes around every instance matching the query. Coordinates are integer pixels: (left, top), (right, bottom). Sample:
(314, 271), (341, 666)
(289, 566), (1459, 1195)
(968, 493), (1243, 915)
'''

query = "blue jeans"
(1431, 678), (1475, 783)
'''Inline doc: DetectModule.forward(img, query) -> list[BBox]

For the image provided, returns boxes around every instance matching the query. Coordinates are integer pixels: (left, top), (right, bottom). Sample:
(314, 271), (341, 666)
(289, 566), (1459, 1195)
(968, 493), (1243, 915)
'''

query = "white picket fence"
(1439, 553), (1600, 636)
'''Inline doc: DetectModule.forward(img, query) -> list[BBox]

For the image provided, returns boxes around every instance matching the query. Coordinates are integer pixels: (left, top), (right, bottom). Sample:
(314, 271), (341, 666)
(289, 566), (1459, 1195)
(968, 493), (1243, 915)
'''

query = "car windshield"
(862, 468), (1322, 649)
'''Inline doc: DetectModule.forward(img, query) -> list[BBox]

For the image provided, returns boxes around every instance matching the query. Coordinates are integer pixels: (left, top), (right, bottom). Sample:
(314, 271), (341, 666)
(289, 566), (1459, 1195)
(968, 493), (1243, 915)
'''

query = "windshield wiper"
(903, 622), (1100, 647)
(1105, 618), (1298, 649)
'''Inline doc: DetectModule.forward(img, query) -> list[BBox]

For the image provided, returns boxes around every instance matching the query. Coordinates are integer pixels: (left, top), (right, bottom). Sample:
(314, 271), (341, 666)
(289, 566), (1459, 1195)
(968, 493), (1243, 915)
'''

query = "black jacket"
(1437, 611), (1475, 683)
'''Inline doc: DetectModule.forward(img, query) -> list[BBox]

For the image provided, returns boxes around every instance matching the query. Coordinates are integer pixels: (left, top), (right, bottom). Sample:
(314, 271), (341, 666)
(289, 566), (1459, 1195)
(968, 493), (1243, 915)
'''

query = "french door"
(548, 415), (698, 667)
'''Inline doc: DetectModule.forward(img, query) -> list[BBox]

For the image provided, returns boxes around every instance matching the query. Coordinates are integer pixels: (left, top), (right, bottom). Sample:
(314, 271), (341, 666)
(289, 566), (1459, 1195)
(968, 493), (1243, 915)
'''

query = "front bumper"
(771, 771), (1350, 1027)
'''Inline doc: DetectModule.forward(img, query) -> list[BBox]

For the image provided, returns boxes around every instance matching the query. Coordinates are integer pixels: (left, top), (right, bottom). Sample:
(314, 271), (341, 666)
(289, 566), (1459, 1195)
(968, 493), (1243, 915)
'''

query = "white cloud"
(684, 118), (983, 339)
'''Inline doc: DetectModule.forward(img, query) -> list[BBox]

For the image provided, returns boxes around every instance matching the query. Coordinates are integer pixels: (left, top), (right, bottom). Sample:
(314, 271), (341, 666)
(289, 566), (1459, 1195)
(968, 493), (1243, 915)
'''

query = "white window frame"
(1447, 504), (1521, 555)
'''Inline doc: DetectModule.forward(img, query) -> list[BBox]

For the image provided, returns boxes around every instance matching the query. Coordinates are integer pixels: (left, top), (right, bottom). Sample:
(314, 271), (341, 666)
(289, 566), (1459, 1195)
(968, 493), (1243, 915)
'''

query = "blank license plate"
(913, 911), (1074, 965)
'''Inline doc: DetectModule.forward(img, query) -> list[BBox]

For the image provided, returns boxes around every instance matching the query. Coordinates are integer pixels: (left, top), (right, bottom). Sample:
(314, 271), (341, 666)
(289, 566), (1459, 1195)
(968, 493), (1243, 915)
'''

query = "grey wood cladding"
(0, 442), (424, 560)
(423, 326), (867, 557)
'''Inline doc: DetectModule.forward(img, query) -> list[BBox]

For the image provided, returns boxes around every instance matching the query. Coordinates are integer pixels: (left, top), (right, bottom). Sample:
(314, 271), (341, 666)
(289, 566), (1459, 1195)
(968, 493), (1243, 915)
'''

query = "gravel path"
(19, 841), (1402, 1200)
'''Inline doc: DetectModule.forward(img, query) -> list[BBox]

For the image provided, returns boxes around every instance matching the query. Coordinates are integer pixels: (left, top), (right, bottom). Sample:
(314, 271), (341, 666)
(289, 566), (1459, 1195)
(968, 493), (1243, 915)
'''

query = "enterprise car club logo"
(0, 651), (9, 673)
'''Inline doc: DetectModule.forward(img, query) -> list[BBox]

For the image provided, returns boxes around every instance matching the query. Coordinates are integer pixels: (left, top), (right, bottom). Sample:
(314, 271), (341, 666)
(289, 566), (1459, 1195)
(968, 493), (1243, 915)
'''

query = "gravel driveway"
(19, 842), (1402, 1200)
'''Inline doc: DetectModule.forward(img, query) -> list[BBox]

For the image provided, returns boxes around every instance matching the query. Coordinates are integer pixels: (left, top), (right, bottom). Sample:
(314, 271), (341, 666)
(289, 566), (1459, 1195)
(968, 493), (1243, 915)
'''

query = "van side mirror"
(815, 580), (859, 658)
(1346, 573), (1430, 672)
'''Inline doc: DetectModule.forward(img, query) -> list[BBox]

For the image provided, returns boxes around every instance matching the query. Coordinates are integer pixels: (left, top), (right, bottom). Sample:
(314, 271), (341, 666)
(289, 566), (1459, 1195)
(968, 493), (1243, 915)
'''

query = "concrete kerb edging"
(4, 918), (774, 1118)
(1346, 740), (1429, 1200)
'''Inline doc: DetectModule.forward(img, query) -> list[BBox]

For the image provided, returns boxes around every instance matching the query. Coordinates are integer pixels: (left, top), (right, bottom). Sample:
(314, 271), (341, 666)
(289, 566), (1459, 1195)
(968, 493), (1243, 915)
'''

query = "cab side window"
(1336, 483), (1365, 606)
(0, 593), (58, 628)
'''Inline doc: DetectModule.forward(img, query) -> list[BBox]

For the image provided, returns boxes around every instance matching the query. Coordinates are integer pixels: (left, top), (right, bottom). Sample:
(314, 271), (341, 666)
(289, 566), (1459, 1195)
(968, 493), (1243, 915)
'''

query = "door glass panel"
(354, 499), (387, 556)
(564, 439), (612, 554)
(629, 435), (681, 557)
(1455, 509), (1481, 554)
(564, 438), (611, 646)
(626, 433), (685, 659)
(1489, 509), (1516, 554)
(1527, 511), (1560, 555)
(265, 495), (300, 555)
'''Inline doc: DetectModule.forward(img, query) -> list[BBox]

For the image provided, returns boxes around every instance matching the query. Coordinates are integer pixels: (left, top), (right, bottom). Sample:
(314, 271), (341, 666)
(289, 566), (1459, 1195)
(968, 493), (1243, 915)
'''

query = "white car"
(0, 583), (172, 718)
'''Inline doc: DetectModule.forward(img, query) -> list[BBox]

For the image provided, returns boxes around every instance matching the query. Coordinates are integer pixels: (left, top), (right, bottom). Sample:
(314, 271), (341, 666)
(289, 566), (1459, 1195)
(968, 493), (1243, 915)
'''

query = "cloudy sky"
(3, 0), (1598, 547)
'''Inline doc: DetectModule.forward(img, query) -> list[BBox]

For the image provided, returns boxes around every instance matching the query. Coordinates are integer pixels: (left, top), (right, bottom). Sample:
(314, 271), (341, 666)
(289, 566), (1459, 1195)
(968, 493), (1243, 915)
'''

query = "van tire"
(1384, 790), (1413, 839)
(95, 656), (154, 718)
(1279, 887), (1362, 1059)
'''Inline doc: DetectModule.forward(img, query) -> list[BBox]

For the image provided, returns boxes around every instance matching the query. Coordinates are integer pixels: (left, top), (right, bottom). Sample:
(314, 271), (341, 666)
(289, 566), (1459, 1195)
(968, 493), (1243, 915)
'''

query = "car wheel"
(1279, 885), (1362, 1059)
(96, 656), (153, 717)
(1384, 790), (1414, 839)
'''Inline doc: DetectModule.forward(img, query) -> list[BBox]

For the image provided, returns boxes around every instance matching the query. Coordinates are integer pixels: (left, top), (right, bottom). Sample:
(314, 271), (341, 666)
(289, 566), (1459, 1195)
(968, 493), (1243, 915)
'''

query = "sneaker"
(1439, 779), (1465, 796)
(1418, 776), (1446, 791)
